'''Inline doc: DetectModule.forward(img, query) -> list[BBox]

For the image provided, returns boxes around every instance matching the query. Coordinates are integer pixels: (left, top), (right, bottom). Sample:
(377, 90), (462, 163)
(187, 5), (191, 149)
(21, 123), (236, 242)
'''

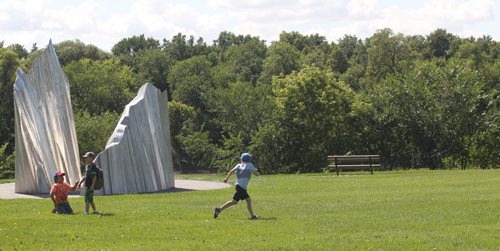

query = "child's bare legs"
(214, 199), (237, 218)
(85, 202), (96, 214)
(220, 199), (238, 211)
(245, 197), (256, 217)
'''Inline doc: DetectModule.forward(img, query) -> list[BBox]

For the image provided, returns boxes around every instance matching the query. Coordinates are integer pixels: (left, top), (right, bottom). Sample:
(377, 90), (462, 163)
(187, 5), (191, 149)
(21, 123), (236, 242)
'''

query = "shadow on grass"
(252, 216), (277, 221)
(96, 212), (115, 217)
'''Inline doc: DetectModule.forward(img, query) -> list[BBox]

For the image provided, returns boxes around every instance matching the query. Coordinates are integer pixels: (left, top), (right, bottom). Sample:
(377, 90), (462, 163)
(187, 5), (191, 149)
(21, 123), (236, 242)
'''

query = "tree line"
(0, 28), (498, 177)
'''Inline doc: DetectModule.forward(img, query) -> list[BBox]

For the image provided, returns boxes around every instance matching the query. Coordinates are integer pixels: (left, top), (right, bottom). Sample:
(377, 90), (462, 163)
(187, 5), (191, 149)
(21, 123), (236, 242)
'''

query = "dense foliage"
(0, 28), (498, 176)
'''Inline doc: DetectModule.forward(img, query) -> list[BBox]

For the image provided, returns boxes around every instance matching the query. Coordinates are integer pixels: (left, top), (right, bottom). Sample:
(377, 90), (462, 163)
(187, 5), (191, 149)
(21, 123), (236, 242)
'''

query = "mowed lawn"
(0, 169), (499, 250)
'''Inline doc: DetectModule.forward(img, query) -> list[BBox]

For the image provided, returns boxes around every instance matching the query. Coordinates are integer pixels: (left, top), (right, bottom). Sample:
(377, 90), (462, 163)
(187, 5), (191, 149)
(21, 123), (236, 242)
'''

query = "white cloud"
(0, 0), (498, 51)
(346, 0), (379, 18)
(421, 0), (495, 22)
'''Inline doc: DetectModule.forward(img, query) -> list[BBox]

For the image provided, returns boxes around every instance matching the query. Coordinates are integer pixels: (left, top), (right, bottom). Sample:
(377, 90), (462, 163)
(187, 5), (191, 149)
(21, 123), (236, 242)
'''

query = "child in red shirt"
(50, 171), (80, 214)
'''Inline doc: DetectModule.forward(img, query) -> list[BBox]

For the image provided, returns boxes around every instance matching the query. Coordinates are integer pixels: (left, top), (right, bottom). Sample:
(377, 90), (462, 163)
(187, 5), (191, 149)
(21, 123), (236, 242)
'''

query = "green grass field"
(0, 178), (14, 184)
(1, 169), (499, 250)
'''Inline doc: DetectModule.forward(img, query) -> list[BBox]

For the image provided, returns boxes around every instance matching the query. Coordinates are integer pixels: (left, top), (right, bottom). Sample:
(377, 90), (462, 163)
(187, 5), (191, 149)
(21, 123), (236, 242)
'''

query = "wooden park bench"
(327, 155), (382, 176)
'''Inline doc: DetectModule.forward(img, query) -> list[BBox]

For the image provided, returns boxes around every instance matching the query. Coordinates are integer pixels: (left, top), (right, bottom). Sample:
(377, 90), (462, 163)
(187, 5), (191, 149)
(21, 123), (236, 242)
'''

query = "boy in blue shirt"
(214, 153), (260, 219)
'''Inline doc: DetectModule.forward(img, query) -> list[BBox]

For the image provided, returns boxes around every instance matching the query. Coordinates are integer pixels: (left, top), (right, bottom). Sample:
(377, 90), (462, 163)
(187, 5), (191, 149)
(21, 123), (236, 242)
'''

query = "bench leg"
(335, 160), (339, 176)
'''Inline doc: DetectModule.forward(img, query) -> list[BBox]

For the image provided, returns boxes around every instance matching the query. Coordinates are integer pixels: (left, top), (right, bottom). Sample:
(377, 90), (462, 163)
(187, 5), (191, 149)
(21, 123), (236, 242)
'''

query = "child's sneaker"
(214, 207), (221, 219)
(250, 215), (259, 220)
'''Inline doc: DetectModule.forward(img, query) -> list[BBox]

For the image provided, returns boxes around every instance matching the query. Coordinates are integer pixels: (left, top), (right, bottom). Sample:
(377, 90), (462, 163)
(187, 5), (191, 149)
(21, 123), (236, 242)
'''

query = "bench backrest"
(327, 155), (380, 163)
(327, 155), (381, 175)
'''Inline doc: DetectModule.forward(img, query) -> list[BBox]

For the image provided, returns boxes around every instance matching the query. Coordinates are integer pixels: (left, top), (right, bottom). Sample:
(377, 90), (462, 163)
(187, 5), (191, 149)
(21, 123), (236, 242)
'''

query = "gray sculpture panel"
(95, 83), (175, 195)
(13, 41), (81, 193)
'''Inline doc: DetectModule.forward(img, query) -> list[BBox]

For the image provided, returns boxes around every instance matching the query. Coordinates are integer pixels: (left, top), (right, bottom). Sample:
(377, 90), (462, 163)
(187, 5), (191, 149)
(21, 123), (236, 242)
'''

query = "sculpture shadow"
(166, 187), (195, 193)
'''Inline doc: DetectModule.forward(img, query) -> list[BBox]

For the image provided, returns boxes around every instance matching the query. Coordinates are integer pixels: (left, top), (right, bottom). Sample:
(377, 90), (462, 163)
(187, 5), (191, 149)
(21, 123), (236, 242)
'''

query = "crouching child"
(50, 171), (80, 214)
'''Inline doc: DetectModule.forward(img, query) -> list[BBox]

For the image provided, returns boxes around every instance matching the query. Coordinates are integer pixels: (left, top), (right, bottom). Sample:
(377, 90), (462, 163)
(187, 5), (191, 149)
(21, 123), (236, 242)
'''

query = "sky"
(1, 0), (499, 52)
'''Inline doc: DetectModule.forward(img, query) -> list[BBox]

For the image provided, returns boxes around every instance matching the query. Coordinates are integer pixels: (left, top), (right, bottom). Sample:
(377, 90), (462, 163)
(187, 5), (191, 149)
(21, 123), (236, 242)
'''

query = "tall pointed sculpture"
(95, 83), (174, 195)
(13, 41), (81, 193)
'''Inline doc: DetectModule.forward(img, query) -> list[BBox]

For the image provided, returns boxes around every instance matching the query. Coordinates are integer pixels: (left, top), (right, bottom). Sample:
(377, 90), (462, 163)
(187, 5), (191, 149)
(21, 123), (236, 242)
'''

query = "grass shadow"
(96, 212), (115, 217)
(252, 216), (277, 221)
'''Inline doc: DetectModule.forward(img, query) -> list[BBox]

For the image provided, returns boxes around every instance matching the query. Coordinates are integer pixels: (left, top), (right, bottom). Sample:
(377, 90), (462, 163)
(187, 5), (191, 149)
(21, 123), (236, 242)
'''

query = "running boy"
(50, 171), (80, 214)
(214, 152), (260, 219)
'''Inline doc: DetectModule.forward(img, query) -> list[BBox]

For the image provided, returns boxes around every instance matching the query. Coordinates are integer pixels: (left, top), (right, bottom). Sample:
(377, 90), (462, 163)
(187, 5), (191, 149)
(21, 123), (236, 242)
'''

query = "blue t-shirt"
(231, 162), (257, 189)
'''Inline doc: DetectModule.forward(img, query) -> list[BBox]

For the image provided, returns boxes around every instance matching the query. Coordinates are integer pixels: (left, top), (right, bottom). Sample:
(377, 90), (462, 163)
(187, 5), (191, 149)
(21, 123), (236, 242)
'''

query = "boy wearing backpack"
(79, 152), (99, 214)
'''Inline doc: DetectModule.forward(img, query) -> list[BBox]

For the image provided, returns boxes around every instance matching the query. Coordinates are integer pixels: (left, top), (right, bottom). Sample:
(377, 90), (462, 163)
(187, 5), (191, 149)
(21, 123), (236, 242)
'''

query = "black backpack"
(94, 166), (104, 190)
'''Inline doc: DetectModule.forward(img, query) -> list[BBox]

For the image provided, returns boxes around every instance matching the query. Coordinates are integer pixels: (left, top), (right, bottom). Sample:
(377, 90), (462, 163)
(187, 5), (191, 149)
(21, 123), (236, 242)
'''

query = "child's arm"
(223, 169), (235, 183)
(70, 181), (80, 191)
(49, 191), (57, 212)
(254, 170), (260, 176)
(90, 175), (97, 190)
(78, 177), (85, 187)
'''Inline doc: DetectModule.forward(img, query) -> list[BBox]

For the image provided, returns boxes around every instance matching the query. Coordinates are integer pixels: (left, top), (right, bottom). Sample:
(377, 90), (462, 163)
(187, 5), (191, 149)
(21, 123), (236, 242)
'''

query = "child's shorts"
(85, 189), (94, 203)
(56, 202), (73, 214)
(233, 185), (250, 201)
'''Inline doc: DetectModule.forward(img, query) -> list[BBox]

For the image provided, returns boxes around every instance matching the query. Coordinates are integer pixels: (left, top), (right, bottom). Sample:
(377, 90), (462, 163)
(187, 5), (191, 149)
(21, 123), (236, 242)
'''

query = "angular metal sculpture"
(13, 41), (81, 193)
(94, 83), (174, 195)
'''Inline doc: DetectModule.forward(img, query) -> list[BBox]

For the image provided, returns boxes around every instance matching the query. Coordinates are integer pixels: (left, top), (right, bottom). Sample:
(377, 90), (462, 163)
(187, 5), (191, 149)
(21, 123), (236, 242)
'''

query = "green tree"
(249, 123), (285, 173)
(135, 49), (175, 98)
(438, 59), (487, 168)
(211, 62), (238, 88)
(271, 66), (354, 172)
(0, 48), (19, 153)
(74, 111), (120, 158)
(338, 35), (368, 90)
(168, 55), (213, 112)
(279, 31), (328, 53)
(456, 36), (497, 70)
(167, 55), (223, 153)
(214, 31), (237, 50)
(176, 130), (217, 170)
(370, 62), (443, 168)
(168, 100), (197, 170)
(212, 31), (238, 61)
(327, 44), (349, 74)
(425, 28), (455, 58)
(163, 33), (209, 61)
(369, 59), (487, 168)
(30, 43), (38, 54)
(214, 32), (261, 49)
(111, 34), (160, 66)
(208, 81), (273, 144)
(6, 43), (28, 59)
(0, 143), (15, 178)
(64, 58), (136, 114)
(259, 41), (301, 84)
(54, 40), (110, 66)
(366, 28), (411, 83)
(300, 45), (330, 70)
(279, 31), (330, 69)
(469, 87), (499, 168)
(337, 35), (361, 61)
(222, 37), (267, 83)
(212, 133), (246, 172)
